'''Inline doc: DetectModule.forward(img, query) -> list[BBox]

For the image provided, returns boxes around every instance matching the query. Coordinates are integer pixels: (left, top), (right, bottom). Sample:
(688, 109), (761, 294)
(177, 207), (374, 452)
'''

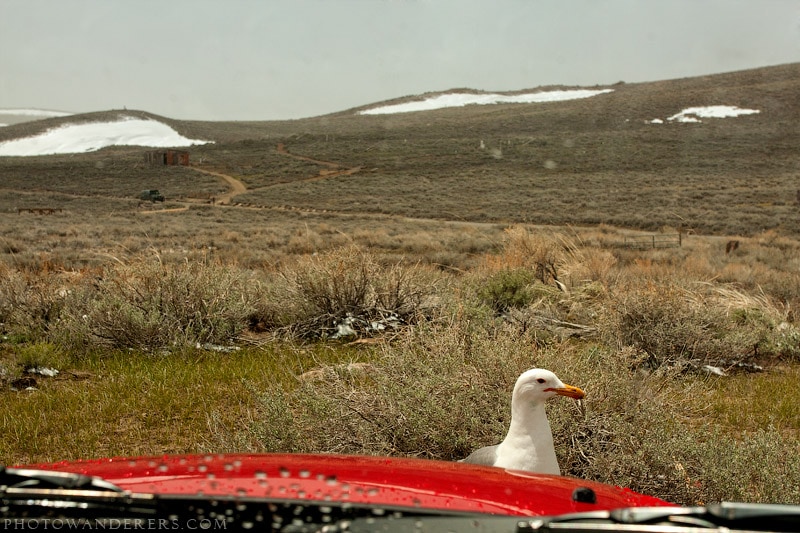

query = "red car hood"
(21, 453), (673, 516)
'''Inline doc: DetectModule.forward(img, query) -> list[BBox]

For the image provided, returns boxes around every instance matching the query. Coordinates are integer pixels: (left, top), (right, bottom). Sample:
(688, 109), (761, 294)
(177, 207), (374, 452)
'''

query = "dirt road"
(276, 143), (362, 182)
(276, 142), (339, 168)
(183, 144), (360, 208)
(189, 167), (247, 205)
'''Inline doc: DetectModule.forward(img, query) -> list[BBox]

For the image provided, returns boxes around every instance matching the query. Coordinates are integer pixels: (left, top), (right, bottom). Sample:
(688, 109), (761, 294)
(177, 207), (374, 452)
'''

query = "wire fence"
(622, 233), (682, 249)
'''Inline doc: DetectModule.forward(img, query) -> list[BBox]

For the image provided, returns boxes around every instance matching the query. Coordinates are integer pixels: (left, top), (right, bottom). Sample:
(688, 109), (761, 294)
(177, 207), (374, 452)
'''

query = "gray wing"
(459, 444), (499, 466)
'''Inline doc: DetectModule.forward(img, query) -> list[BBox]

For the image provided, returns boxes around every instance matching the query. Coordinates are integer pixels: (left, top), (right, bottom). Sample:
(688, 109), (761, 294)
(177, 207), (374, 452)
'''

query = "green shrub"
(599, 282), (765, 368)
(715, 287), (800, 361)
(477, 268), (537, 313)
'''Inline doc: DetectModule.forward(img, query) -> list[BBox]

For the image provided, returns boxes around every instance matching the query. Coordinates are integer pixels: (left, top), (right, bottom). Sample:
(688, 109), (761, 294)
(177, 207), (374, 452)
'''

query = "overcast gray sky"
(2, 0), (799, 121)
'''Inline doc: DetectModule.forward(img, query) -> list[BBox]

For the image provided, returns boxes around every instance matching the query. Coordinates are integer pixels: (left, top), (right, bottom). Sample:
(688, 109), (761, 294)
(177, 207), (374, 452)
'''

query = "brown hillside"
(1, 63), (799, 238)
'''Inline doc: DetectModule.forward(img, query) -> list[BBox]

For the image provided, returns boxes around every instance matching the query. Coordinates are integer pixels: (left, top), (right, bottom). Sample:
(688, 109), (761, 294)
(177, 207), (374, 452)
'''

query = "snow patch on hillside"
(649, 105), (760, 124)
(360, 89), (614, 115)
(0, 117), (212, 156)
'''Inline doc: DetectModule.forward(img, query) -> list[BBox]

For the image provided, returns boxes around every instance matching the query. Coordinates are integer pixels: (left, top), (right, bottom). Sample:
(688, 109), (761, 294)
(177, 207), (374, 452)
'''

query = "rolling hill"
(1, 62), (799, 238)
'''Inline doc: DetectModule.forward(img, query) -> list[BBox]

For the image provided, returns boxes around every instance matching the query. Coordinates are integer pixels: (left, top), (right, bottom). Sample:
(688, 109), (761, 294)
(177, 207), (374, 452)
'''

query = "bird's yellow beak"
(546, 384), (585, 399)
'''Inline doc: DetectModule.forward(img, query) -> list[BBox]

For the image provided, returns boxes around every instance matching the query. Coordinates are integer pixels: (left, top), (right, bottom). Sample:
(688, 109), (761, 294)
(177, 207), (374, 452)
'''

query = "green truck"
(138, 190), (165, 203)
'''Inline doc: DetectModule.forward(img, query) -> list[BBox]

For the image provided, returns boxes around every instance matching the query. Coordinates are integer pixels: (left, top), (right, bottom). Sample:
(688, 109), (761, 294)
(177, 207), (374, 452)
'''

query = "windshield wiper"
(333, 503), (800, 533)
(0, 467), (466, 531)
(1, 466), (159, 527)
(524, 503), (800, 532)
(1, 466), (125, 492)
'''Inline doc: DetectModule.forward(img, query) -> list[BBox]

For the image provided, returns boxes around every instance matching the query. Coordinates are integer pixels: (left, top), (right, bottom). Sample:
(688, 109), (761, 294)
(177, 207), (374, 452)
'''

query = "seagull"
(461, 368), (585, 475)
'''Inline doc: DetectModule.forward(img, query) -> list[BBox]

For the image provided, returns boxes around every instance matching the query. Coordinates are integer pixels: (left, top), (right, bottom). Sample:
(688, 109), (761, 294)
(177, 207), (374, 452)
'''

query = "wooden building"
(145, 149), (190, 166)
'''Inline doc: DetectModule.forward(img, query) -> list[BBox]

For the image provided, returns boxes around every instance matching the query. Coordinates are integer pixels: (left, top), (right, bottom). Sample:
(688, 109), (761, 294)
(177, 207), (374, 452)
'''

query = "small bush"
(55, 258), (257, 350)
(599, 282), (760, 368)
(485, 226), (567, 283)
(260, 245), (439, 339)
(0, 264), (71, 339)
(477, 268), (537, 313)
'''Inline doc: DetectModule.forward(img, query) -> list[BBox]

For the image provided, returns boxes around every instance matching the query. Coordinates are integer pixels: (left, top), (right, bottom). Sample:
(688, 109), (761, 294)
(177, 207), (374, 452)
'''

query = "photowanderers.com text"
(1, 518), (228, 530)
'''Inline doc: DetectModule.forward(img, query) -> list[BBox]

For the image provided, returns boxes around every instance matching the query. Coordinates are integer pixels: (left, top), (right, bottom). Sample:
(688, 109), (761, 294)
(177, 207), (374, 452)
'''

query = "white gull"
(461, 368), (585, 475)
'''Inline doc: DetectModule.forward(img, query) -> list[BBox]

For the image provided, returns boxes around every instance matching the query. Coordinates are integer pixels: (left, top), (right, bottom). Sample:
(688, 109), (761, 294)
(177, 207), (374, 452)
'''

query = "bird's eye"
(536, 378), (546, 384)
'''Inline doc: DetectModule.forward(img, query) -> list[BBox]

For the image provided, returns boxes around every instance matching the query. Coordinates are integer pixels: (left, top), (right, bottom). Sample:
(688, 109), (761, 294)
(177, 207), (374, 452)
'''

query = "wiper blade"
(0, 466), (124, 493)
(605, 502), (800, 527)
(1, 467), (158, 527)
(335, 504), (800, 533)
(521, 503), (800, 532)
(0, 472), (479, 531)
